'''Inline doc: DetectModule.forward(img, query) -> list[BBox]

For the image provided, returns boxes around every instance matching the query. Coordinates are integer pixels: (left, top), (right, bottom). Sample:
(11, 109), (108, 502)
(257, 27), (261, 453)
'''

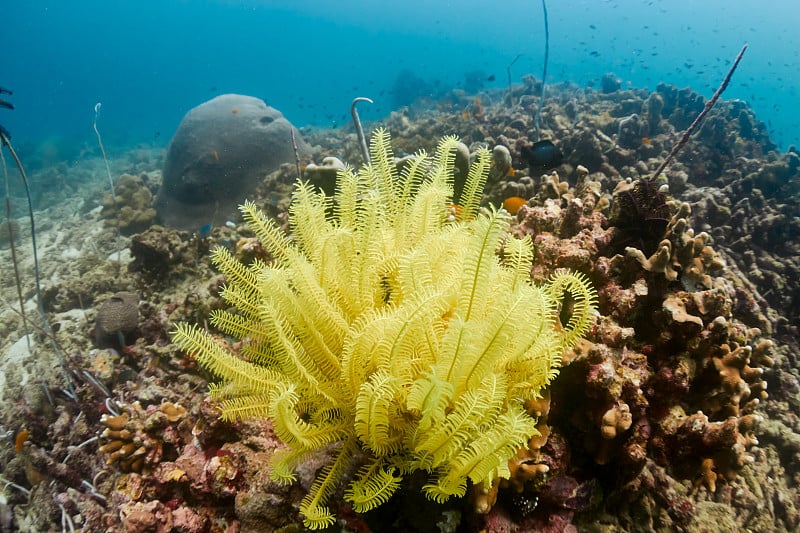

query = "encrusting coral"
(172, 128), (597, 528)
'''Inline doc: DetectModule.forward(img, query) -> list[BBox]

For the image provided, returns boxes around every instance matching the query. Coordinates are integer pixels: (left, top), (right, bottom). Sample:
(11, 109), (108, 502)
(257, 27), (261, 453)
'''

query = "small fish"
(502, 196), (527, 215)
(14, 428), (29, 452)
(589, 24), (597, 30)
(641, 136), (652, 147)
(590, 51), (600, 57)
(487, 74), (496, 82)
(521, 140), (563, 173)
(212, 150), (219, 161)
(0, 99), (13, 110)
(198, 224), (213, 238)
(0, 87), (12, 95)
(232, 108), (239, 114)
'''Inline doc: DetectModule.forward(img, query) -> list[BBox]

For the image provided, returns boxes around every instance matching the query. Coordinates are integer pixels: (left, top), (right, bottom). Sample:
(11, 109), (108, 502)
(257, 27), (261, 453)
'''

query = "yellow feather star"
(172, 128), (597, 529)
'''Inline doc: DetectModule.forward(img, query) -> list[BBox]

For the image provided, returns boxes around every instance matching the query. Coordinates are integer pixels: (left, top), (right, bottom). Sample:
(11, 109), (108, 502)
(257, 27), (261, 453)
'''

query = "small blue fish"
(198, 223), (213, 238)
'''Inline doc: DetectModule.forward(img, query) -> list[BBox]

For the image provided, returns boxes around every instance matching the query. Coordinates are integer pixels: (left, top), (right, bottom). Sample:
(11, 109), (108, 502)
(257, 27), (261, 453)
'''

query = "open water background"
(2, 0), (798, 165)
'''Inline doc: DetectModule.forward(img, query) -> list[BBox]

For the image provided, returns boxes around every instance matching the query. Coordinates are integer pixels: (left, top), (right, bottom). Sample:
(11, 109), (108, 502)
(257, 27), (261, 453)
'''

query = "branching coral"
(500, 166), (777, 528)
(99, 401), (187, 473)
(624, 198), (725, 292)
(172, 129), (596, 529)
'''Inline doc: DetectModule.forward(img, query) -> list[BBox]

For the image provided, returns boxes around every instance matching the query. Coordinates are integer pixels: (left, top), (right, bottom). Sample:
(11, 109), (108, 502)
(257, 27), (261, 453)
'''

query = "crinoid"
(607, 178), (672, 257)
(0, 86), (13, 140)
(173, 129), (597, 529)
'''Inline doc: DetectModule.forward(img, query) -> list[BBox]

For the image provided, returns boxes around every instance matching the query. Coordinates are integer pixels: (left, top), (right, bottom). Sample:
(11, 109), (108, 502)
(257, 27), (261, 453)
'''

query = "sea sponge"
(94, 291), (139, 347)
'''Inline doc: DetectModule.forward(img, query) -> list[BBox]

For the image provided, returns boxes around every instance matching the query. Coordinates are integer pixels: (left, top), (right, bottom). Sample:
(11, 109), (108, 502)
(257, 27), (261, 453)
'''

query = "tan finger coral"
(99, 401), (188, 473)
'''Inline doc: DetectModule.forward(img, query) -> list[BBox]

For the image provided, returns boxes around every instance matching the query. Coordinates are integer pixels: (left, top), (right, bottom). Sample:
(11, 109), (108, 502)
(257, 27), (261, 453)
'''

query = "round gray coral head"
(156, 94), (310, 230)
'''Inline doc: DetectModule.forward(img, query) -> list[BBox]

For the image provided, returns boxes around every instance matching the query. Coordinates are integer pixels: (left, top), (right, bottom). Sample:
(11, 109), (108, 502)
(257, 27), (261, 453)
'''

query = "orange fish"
(15, 428), (29, 452)
(502, 196), (527, 215)
(445, 202), (463, 221)
(507, 167), (516, 177)
(641, 136), (652, 146)
(232, 108), (239, 114)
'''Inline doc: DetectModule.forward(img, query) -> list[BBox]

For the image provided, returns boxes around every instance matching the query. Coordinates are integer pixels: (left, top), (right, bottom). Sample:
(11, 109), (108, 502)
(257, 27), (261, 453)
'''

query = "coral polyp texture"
(172, 129), (596, 528)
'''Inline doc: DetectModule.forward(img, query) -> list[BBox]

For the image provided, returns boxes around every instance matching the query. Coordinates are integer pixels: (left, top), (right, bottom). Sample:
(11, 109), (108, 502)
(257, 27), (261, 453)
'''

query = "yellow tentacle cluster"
(172, 129), (596, 529)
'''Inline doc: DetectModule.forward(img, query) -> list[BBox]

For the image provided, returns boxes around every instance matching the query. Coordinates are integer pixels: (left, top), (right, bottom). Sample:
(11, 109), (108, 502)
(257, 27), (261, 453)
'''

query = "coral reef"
(128, 226), (192, 277)
(2, 73), (800, 532)
(98, 401), (187, 473)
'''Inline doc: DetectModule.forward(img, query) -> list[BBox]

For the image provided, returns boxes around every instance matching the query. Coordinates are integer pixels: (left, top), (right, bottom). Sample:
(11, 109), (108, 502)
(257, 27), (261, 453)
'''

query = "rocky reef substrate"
(0, 76), (798, 532)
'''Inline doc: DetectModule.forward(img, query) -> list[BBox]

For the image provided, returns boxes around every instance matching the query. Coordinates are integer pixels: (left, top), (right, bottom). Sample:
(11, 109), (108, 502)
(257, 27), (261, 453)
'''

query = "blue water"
(2, 0), (799, 163)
